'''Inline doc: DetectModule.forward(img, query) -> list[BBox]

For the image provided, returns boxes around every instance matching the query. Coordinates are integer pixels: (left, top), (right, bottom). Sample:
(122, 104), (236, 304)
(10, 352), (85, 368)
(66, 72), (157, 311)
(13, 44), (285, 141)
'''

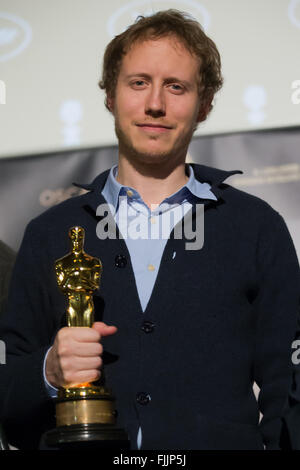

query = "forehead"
(120, 36), (199, 79)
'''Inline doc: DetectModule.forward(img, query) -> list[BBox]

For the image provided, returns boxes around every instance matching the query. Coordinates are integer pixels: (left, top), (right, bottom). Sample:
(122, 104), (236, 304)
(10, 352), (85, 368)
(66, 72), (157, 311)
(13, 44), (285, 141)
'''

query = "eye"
(131, 80), (147, 88)
(169, 84), (184, 93)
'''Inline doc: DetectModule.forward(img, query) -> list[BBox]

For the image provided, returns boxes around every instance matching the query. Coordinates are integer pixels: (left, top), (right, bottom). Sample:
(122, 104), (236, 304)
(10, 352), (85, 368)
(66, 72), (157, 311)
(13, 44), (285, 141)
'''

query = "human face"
(109, 36), (204, 167)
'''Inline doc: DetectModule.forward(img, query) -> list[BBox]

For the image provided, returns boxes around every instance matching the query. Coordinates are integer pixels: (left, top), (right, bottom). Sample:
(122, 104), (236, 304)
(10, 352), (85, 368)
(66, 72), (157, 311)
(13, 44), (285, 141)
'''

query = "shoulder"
(32, 191), (91, 226)
(220, 184), (296, 256)
(220, 183), (279, 217)
(192, 163), (282, 224)
(17, 191), (95, 263)
(24, 190), (95, 243)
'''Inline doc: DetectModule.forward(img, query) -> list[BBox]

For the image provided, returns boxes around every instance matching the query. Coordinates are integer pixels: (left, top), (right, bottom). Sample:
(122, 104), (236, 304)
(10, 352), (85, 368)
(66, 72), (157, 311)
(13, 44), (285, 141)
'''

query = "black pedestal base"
(44, 423), (130, 450)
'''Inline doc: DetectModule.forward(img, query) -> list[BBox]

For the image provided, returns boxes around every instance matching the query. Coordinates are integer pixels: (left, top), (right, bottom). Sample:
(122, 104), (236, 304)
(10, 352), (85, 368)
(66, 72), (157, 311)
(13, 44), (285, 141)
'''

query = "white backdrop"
(0, 0), (300, 158)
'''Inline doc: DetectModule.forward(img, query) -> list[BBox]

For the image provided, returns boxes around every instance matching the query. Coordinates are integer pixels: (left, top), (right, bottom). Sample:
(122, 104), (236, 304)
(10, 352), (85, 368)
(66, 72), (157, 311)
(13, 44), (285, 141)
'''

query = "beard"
(114, 115), (195, 168)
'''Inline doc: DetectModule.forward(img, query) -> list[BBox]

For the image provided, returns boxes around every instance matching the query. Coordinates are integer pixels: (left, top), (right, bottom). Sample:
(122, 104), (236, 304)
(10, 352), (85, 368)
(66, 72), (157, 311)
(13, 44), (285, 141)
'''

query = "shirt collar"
(101, 164), (217, 211)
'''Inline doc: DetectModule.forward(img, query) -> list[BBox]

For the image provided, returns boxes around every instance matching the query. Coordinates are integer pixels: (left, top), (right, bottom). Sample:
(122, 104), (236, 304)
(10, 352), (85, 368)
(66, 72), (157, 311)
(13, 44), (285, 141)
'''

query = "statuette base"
(45, 423), (130, 449)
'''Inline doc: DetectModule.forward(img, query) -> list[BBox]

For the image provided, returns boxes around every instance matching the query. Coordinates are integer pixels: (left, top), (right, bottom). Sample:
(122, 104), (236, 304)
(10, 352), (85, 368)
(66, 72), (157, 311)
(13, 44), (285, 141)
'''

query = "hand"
(45, 322), (117, 388)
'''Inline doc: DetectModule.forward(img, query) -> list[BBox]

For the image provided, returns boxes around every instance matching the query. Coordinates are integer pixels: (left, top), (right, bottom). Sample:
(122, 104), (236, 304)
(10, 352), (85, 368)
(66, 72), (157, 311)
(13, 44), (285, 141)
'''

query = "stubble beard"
(114, 116), (195, 168)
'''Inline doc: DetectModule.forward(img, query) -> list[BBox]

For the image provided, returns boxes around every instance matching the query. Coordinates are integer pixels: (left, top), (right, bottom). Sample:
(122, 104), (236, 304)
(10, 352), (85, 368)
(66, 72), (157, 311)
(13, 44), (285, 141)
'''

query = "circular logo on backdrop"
(243, 85), (267, 125)
(59, 100), (83, 146)
(107, 0), (211, 37)
(0, 12), (32, 62)
(288, 0), (300, 29)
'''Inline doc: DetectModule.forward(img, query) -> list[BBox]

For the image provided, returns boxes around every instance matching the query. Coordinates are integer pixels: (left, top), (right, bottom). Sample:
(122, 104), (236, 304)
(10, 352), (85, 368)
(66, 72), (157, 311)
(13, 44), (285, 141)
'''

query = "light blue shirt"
(43, 163), (217, 448)
(102, 164), (217, 311)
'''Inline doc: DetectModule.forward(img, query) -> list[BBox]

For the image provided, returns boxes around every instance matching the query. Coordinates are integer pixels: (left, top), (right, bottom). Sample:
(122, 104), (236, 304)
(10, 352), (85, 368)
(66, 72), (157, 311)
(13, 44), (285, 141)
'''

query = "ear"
(196, 95), (214, 123)
(107, 95), (114, 114)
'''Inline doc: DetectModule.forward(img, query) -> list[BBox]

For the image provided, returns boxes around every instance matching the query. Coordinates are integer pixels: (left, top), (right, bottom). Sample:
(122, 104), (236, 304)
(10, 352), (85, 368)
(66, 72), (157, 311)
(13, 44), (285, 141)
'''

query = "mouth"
(136, 123), (173, 133)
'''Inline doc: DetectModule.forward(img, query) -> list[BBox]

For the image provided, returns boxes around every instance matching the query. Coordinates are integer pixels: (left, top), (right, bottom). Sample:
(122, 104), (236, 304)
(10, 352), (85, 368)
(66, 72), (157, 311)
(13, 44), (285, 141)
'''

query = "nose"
(145, 84), (166, 118)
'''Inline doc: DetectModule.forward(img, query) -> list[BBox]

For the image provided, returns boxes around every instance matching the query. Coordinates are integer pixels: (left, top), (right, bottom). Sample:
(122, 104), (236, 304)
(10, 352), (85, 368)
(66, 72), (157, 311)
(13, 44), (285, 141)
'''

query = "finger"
(92, 322), (117, 337)
(63, 327), (101, 342)
(64, 369), (101, 387)
(71, 342), (103, 357)
(73, 356), (103, 371)
(61, 355), (102, 372)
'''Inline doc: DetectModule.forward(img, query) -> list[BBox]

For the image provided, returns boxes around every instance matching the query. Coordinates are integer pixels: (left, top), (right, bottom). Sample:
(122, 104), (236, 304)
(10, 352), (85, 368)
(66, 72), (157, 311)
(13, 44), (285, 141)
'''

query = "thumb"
(92, 321), (118, 337)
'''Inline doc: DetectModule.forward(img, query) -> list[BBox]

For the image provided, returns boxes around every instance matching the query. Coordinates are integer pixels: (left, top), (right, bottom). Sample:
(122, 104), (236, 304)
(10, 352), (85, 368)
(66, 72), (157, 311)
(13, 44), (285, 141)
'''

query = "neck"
(72, 243), (83, 254)
(116, 156), (189, 210)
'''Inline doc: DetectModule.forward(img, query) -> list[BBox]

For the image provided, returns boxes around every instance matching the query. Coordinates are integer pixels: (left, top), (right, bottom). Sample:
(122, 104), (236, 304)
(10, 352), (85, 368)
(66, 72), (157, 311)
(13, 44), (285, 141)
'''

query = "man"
(0, 240), (15, 317)
(0, 10), (299, 450)
(0, 240), (15, 450)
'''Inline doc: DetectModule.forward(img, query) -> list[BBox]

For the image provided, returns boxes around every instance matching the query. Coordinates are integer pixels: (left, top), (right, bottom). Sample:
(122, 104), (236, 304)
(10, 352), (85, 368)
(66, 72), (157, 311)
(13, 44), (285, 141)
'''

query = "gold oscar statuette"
(45, 226), (129, 449)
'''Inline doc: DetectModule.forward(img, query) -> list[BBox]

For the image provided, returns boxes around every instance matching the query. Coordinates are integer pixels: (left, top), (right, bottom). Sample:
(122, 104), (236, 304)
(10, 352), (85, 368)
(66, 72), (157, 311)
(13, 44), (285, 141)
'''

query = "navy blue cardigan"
(0, 164), (299, 450)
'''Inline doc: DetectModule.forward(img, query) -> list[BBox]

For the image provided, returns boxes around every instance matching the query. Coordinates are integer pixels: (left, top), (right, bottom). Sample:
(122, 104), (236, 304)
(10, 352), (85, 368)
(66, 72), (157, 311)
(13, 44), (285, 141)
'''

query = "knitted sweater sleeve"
(0, 221), (58, 449)
(253, 210), (300, 449)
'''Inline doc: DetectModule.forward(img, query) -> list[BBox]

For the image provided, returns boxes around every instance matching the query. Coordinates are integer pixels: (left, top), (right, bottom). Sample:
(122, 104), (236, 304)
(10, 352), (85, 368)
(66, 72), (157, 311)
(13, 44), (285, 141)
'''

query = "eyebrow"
(124, 73), (193, 89)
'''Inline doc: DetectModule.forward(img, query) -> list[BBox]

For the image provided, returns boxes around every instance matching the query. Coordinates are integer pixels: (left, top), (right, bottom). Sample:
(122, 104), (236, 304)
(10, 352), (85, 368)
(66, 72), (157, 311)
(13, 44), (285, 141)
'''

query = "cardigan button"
(115, 254), (127, 268)
(136, 392), (151, 405)
(141, 321), (155, 333)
